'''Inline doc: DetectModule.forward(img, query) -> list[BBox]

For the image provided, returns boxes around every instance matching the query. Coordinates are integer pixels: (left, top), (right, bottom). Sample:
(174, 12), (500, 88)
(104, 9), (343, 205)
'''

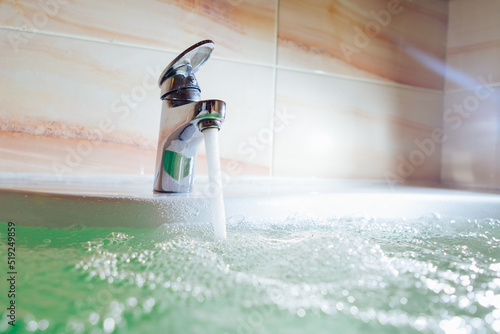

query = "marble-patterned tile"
(445, 0), (500, 90)
(195, 58), (275, 176)
(440, 89), (500, 189)
(0, 29), (164, 149)
(0, 29), (164, 175)
(447, 0), (500, 49)
(0, 0), (277, 65)
(0, 132), (156, 175)
(273, 69), (443, 181)
(0, 29), (273, 176)
(278, 0), (448, 90)
(446, 46), (500, 91)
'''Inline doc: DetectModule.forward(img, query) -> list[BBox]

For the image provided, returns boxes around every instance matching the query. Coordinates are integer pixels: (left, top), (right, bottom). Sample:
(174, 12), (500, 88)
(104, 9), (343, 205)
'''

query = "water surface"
(0, 215), (499, 333)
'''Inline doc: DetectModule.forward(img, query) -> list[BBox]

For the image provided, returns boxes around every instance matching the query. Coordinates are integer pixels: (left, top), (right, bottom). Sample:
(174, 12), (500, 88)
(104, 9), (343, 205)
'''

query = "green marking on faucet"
(194, 112), (222, 120)
(163, 150), (192, 180)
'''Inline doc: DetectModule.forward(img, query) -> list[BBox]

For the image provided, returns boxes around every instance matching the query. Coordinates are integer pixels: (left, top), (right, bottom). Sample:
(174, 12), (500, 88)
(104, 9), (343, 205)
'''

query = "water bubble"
(458, 297), (471, 309)
(143, 298), (155, 313)
(38, 319), (49, 331)
(413, 316), (428, 331)
(377, 312), (388, 325)
(103, 318), (115, 333)
(126, 297), (138, 307)
(492, 320), (500, 332)
(26, 320), (38, 332)
(66, 321), (85, 333)
(439, 317), (466, 334)
(89, 312), (99, 325)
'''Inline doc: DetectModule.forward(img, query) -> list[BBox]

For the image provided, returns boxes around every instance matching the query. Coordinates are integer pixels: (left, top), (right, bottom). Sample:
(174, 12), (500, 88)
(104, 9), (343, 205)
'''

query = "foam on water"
(1, 216), (499, 333)
(203, 127), (227, 239)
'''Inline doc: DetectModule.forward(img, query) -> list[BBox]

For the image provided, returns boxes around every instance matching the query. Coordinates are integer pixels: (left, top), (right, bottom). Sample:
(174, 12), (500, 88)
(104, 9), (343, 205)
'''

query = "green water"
(0, 216), (499, 333)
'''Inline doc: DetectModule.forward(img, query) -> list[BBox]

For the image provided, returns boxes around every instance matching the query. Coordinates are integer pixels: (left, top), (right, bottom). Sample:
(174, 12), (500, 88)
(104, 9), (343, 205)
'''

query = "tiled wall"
(441, 0), (500, 189)
(1, 0), (482, 186)
(275, 0), (447, 181)
(0, 0), (277, 176)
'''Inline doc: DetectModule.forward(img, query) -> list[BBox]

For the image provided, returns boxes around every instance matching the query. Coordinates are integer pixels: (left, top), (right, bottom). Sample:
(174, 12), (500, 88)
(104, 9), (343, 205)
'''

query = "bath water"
(0, 216), (499, 333)
(202, 127), (227, 239)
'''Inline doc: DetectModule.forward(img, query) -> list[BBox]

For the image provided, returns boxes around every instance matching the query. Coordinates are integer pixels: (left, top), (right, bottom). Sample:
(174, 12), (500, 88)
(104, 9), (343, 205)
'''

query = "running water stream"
(202, 127), (227, 239)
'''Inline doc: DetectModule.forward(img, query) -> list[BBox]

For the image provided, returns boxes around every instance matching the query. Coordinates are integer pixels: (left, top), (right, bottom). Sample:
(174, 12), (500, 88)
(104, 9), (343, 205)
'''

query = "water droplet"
(38, 319), (49, 331)
(103, 318), (115, 333)
(89, 312), (99, 325)
(126, 297), (138, 307)
(26, 320), (37, 332)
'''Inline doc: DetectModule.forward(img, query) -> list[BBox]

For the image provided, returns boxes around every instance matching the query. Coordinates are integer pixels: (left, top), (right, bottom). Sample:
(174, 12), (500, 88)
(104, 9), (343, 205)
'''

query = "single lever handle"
(158, 40), (215, 86)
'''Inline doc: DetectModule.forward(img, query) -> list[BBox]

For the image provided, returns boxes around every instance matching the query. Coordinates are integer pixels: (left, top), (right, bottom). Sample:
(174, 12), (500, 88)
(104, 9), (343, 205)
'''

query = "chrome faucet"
(154, 40), (226, 193)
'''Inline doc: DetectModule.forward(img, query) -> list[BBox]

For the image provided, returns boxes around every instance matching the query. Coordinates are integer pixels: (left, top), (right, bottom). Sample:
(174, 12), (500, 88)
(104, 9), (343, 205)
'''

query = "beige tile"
(443, 0), (500, 189)
(196, 58), (276, 175)
(0, 29), (166, 175)
(446, 45), (500, 91)
(445, 0), (500, 90)
(273, 69), (443, 181)
(0, 29), (165, 150)
(0, 0), (277, 65)
(0, 29), (273, 176)
(0, 132), (156, 175)
(447, 0), (500, 49)
(278, 0), (448, 90)
(441, 89), (500, 189)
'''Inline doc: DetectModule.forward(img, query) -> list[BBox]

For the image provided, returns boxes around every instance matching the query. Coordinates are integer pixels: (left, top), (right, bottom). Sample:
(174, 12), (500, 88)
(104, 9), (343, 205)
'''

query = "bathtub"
(1, 174), (499, 333)
(1, 174), (500, 228)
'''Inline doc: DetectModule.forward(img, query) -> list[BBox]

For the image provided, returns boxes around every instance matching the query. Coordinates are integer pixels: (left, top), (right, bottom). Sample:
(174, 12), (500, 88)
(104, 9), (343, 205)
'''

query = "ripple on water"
(0, 217), (499, 333)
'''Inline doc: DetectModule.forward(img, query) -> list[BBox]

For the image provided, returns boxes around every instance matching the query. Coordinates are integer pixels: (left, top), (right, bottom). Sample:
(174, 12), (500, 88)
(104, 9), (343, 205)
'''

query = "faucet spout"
(153, 40), (226, 193)
(154, 99), (225, 193)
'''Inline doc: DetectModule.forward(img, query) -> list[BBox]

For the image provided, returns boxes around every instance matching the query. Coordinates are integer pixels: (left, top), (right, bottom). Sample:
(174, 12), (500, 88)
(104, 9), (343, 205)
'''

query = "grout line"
(445, 82), (500, 94)
(1, 25), (446, 95)
(0, 25), (274, 68)
(207, 55), (273, 69)
(275, 65), (446, 95)
(497, 116), (500, 189)
(438, 0), (453, 186)
(269, 0), (280, 177)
